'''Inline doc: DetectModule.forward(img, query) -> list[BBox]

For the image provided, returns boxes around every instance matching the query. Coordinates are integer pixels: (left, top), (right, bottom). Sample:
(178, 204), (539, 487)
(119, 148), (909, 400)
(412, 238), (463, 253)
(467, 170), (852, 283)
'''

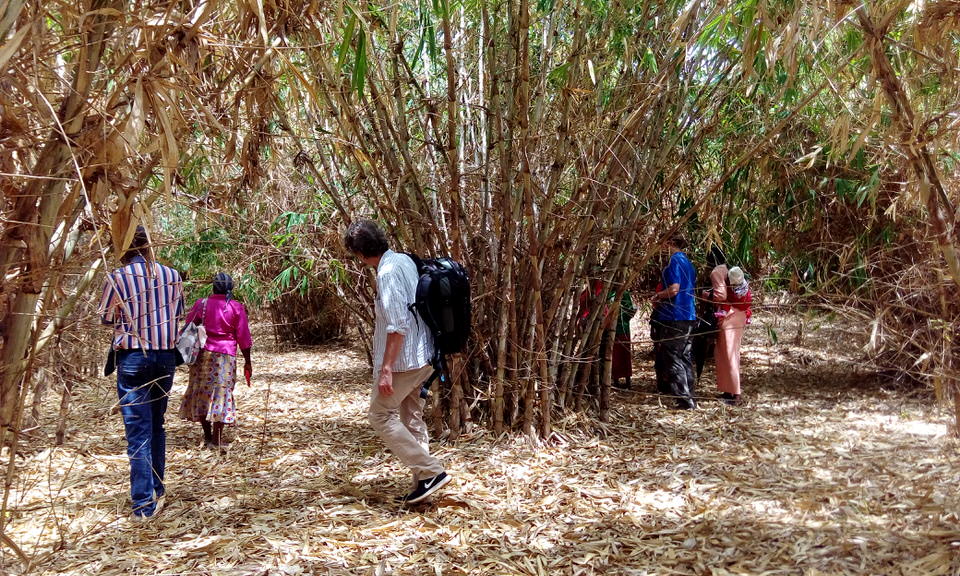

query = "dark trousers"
(692, 332), (715, 381)
(692, 314), (718, 381)
(116, 349), (176, 516)
(651, 320), (697, 408)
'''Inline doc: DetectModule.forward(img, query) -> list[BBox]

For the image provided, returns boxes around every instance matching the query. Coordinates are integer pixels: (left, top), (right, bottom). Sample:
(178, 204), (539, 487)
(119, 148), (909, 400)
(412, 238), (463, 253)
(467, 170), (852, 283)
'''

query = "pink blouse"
(184, 295), (252, 356)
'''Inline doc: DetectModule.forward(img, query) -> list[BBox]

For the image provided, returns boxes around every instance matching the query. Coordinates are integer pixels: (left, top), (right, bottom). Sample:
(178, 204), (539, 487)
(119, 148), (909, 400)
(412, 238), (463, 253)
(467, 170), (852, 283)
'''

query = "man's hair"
(343, 219), (389, 258)
(706, 245), (726, 268)
(667, 233), (688, 250)
(121, 225), (152, 264)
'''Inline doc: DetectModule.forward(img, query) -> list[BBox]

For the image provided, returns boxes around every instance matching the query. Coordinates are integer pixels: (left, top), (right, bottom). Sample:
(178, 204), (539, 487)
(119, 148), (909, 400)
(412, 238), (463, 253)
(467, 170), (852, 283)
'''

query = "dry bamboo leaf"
(918, 173), (931, 206)
(110, 198), (137, 258)
(0, 24), (31, 71)
(672, 0), (701, 37)
(146, 86), (180, 201)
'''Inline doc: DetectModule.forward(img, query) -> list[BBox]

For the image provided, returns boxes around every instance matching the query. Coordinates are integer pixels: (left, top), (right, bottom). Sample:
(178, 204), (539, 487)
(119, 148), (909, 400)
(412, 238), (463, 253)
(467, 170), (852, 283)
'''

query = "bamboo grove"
(2, 0), (959, 470)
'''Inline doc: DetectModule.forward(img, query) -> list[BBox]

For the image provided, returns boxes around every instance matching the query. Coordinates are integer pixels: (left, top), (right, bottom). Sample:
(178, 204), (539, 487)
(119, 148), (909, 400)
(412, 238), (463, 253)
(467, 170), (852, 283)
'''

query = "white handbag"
(176, 298), (208, 365)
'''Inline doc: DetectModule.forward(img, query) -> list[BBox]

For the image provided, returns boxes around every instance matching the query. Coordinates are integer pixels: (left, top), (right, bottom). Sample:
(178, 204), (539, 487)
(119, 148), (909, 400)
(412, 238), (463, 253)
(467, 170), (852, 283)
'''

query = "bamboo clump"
(2, 5), (960, 568)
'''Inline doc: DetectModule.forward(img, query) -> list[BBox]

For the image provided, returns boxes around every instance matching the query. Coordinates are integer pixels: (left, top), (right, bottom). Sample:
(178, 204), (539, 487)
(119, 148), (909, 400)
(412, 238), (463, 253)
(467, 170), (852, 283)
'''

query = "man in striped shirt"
(344, 219), (451, 505)
(99, 226), (184, 521)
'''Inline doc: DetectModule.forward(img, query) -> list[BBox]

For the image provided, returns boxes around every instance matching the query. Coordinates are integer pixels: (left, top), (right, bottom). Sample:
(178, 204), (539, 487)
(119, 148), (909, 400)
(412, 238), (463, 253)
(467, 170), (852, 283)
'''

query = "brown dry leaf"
(5, 311), (960, 576)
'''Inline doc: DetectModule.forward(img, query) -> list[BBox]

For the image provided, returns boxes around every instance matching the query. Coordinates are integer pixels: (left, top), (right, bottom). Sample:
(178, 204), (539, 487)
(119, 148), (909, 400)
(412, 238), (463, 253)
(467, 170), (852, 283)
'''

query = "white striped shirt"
(99, 256), (184, 350)
(372, 250), (433, 380)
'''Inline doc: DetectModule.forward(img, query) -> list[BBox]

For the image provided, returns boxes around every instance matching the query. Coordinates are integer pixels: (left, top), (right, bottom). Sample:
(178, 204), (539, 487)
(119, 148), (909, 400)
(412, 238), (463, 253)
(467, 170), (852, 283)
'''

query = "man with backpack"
(343, 219), (451, 504)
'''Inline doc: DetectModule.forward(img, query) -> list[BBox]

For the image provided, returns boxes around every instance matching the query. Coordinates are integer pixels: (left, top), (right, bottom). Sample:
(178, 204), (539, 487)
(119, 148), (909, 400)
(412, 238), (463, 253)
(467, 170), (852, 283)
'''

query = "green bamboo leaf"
(698, 12), (728, 47)
(337, 12), (357, 71)
(412, 13), (428, 65)
(352, 27), (367, 97)
(426, 3), (437, 60)
(642, 47), (658, 73)
(548, 62), (570, 87)
(766, 324), (779, 345)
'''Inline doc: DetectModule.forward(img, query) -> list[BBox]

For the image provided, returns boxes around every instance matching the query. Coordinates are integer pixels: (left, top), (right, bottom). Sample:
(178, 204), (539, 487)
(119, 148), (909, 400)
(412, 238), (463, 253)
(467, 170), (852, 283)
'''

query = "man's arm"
(655, 283), (680, 300)
(378, 332), (404, 396)
(99, 274), (118, 325)
(653, 256), (682, 301)
(377, 266), (410, 396)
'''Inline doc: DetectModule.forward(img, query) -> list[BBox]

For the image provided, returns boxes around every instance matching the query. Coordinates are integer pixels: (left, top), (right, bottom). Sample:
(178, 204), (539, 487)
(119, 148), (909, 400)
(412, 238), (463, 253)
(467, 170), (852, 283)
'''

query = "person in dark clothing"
(692, 246), (726, 382)
(650, 234), (698, 409)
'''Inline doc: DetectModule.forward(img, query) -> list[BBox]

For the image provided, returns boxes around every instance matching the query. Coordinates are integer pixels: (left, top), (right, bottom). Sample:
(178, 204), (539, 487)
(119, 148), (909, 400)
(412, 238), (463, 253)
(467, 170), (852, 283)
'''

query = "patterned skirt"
(180, 349), (238, 424)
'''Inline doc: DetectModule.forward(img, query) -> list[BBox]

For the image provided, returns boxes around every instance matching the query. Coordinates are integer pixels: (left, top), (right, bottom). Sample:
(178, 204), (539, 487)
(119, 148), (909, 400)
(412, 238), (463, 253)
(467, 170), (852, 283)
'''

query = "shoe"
(723, 394), (742, 406)
(674, 399), (697, 410)
(130, 495), (163, 523)
(204, 441), (227, 453)
(129, 509), (155, 523)
(402, 472), (451, 505)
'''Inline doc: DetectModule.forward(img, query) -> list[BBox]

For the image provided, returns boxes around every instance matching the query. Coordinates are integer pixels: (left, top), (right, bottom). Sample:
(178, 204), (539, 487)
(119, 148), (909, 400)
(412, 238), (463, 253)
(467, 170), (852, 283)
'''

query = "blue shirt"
(652, 251), (697, 322)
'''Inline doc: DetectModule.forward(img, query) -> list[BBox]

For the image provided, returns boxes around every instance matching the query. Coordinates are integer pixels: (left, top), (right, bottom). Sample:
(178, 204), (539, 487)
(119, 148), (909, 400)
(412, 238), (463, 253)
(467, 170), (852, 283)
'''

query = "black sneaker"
(674, 399), (697, 410)
(402, 472), (451, 505)
(723, 394), (742, 406)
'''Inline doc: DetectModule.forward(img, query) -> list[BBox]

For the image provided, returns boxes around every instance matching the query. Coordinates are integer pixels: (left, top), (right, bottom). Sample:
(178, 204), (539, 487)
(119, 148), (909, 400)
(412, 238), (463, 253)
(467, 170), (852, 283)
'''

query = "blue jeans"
(116, 349), (176, 516)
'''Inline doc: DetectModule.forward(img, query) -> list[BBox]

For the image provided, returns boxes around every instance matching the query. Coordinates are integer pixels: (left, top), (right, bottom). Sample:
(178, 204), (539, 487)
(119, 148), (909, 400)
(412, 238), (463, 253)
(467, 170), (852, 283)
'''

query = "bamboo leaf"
(0, 23), (30, 71)
(918, 173), (930, 205)
(337, 12), (357, 71)
(642, 47), (658, 73)
(352, 27), (367, 97)
(148, 88), (179, 200)
(122, 79), (146, 153)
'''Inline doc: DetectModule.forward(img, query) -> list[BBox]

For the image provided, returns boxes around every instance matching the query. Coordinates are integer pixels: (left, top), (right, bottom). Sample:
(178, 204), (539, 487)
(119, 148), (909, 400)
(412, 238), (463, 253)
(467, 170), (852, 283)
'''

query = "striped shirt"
(372, 250), (433, 380)
(99, 256), (184, 350)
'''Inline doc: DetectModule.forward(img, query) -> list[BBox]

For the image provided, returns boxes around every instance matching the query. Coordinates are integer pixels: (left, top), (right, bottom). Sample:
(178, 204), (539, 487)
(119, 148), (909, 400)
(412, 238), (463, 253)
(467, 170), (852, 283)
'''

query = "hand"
(244, 362), (252, 385)
(378, 366), (394, 396)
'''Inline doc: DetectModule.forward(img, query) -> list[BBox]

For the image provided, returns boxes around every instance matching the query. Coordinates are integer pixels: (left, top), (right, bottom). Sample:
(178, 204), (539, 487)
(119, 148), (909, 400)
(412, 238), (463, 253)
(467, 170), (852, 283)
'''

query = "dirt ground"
(3, 309), (959, 575)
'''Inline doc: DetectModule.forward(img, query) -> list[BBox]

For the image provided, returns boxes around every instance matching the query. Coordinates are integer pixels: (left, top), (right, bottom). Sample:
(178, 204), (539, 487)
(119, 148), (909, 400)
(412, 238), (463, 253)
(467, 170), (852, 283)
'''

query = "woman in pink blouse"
(705, 265), (752, 405)
(179, 273), (253, 448)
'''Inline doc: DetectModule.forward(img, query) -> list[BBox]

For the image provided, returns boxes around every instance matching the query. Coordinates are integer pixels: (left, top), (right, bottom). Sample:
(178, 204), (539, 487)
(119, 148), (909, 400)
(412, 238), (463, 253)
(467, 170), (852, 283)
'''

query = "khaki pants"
(369, 364), (444, 484)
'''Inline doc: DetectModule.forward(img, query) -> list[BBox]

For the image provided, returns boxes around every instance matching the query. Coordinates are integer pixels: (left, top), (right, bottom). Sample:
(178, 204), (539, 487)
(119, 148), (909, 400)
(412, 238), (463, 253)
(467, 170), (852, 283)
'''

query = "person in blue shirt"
(650, 234), (698, 409)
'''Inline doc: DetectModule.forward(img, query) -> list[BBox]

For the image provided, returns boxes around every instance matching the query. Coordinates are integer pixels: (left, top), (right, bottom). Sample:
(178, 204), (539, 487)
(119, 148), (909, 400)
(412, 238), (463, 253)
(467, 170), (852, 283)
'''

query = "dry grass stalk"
(2, 310), (959, 575)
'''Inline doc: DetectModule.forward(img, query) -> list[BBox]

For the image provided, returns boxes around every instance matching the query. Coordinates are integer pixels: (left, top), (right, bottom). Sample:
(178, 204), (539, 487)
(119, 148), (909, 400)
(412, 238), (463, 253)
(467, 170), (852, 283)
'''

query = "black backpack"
(405, 254), (471, 396)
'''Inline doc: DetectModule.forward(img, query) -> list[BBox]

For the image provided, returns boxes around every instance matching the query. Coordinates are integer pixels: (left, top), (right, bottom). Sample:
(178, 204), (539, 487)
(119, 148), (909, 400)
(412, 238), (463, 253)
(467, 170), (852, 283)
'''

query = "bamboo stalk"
(490, 0), (519, 436)
(441, 0), (464, 262)
(855, 7), (960, 289)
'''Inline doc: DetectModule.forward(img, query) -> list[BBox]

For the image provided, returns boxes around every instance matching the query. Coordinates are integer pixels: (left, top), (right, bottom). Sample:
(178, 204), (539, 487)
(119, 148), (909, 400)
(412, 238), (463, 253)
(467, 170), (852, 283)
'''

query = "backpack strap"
(404, 252), (424, 271)
(404, 252), (425, 329)
(419, 351), (447, 399)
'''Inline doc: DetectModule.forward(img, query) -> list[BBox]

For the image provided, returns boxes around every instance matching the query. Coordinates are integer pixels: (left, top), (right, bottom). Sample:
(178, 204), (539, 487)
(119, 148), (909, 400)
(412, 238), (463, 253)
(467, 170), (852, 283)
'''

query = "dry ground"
(3, 309), (959, 576)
